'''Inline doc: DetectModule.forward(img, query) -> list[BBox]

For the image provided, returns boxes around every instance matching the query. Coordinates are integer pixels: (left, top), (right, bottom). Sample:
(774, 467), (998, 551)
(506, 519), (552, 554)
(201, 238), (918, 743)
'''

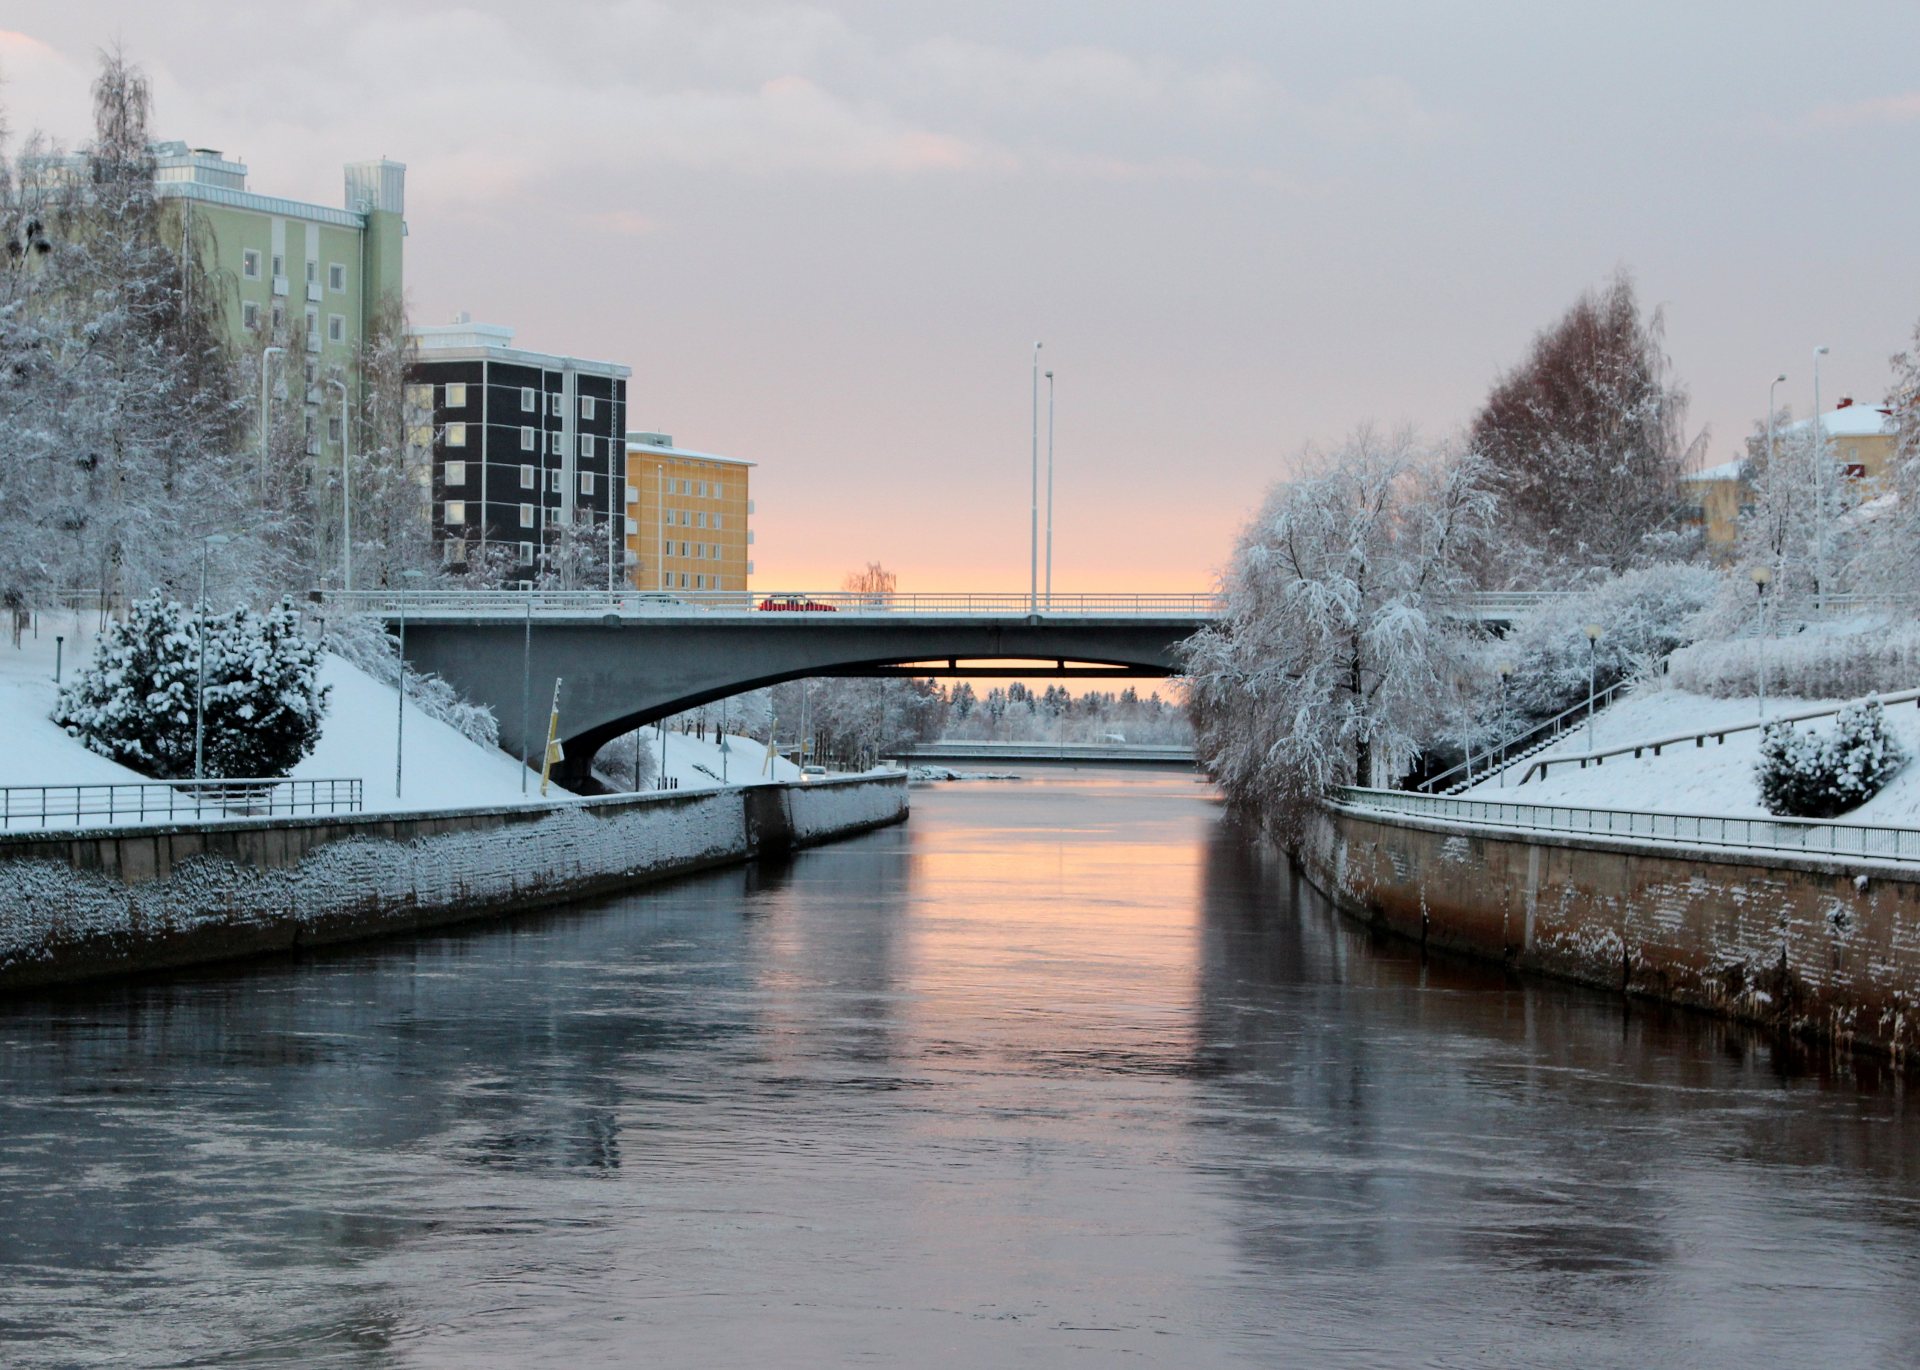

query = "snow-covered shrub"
(326, 614), (499, 749)
(1670, 624), (1920, 700)
(1756, 700), (1908, 819)
(592, 728), (659, 791)
(53, 593), (329, 779)
(1500, 563), (1721, 723)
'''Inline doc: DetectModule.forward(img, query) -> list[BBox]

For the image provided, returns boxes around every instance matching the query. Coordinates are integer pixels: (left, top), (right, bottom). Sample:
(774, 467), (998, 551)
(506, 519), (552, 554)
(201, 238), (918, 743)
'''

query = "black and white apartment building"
(408, 318), (631, 580)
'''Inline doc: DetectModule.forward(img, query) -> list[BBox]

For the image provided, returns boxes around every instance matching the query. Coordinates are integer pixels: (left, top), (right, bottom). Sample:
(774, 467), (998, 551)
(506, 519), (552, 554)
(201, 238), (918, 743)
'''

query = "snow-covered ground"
(1464, 683), (1920, 824)
(0, 613), (800, 820)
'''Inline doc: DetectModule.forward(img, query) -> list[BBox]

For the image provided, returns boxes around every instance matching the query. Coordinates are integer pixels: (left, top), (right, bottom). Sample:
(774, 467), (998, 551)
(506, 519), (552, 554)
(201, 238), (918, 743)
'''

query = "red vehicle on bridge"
(757, 596), (839, 612)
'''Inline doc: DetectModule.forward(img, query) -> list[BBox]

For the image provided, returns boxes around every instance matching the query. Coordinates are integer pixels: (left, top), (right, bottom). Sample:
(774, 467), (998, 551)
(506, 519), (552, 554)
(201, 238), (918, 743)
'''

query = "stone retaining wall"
(0, 775), (908, 991)
(1301, 803), (1920, 1063)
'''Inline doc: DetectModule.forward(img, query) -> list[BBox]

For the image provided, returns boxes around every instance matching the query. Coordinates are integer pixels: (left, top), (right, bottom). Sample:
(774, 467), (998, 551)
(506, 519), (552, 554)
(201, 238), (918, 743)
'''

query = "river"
(2, 768), (1918, 1367)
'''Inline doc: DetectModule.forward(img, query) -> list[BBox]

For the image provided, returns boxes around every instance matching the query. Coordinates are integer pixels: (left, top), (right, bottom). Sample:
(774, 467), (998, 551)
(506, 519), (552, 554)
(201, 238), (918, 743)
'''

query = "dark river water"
(3, 768), (1919, 1367)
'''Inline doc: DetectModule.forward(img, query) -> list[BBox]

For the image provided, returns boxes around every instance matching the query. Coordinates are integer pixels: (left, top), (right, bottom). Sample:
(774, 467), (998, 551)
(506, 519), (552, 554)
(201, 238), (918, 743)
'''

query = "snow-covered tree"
(1183, 427), (1493, 823)
(1854, 318), (1920, 596)
(53, 591), (329, 778)
(1469, 270), (1701, 582)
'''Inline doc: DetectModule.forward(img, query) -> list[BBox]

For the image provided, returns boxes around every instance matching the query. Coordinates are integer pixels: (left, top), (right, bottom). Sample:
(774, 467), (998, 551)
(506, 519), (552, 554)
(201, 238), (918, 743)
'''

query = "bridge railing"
(311, 589), (1222, 617)
(308, 588), (1585, 620)
(0, 777), (363, 831)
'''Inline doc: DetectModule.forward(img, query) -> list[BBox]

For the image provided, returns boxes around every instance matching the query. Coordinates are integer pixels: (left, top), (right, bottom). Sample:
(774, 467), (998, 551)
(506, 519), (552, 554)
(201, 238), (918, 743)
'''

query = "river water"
(3, 768), (1919, 1367)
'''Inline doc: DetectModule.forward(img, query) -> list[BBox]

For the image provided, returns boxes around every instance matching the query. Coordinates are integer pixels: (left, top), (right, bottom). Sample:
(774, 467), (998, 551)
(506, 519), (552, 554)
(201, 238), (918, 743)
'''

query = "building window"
(579, 471), (595, 495)
(549, 393), (562, 417)
(714, 484), (723, 500)
(520, 542), (534, 564)
(695, 512), (706, 529)
(327, 314), (345, 344)
(271, 252), (285, 279)
(446, 500), (467, 525)
(519, 427), (534, 451)
(709, 544), (719, 559)
(580, 396), (595, 420)
(680, 541), (689, 557)
(445, 423), (467, 447)
(445, 383), (467, 409)
(404, 383), (433, 409)
(695, 575), (705, 590)
(442, 539), (466, 566)
(520, 503), (534, 529)
(445, 461), (466, 486)
(306, 260), (318, 284)
(679, 479), (690, 495)
(680, 509), (690, 526)
(242, 249), (261, 280)
(550, 433), (562, 456)
(577, 434), (592, 459)
(328, 263), (346, 292)
(241, 300), (260, 330)
(680, 573), (689, 588)
(520, 465), (535, 489)
(305, 308), (319, 345)
(713, 514), (723, 530)
(521, 386), (536, 412)
(548, 470), (562, 493)
(271, 302), (285, 331)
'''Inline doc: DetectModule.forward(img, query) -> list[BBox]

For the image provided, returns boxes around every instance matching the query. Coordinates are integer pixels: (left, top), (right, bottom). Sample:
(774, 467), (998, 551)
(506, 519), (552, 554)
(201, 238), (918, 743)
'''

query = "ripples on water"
(1, 769), (1917, 1367)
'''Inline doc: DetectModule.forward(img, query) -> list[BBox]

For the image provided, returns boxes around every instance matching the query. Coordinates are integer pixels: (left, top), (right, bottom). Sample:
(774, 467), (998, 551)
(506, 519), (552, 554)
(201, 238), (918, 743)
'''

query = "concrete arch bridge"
(316, 588), (1556, 789)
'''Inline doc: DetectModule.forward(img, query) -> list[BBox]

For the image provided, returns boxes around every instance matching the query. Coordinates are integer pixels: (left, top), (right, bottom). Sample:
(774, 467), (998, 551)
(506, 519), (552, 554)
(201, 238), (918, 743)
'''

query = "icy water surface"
(3, 769), (1919, 1367)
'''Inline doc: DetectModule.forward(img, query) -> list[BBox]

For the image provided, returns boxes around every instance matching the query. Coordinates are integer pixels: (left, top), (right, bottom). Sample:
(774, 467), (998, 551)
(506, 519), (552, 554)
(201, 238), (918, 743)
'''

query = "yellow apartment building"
(625, 432), (755, 592)
(1681, 399), (1896, 556)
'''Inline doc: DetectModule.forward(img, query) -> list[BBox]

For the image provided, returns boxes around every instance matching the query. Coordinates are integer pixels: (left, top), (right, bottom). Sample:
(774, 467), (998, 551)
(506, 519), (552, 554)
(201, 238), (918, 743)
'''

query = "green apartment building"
(149, 142), (406, 460)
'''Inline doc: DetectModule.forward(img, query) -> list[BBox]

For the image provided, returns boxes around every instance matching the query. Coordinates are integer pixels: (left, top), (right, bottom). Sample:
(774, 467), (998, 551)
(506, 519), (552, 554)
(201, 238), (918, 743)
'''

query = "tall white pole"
(258, 346), (284, 495)
(194, 543), (210, 784)
(1767, 373), (1784, 470)
(396, 603), (407, 799)
(1812, 345), (1829, 609)
(1044, 368), (1055, 608)
(1030, 341), (1041, 614)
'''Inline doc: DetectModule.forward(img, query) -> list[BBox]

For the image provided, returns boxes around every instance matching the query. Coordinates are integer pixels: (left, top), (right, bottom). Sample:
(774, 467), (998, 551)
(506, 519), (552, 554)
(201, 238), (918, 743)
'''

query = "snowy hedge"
(1498, 563), (1721, 723)
(326, 614), (499, 750)
(1756, 700), (1908, 819)
(53, 593), (329, 780)
(1670, 625), (1920, 701)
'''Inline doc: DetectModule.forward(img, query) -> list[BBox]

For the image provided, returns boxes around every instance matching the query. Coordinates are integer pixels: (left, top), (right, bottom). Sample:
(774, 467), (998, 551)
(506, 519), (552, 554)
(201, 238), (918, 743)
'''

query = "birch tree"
(1182, 428), (1493, 826)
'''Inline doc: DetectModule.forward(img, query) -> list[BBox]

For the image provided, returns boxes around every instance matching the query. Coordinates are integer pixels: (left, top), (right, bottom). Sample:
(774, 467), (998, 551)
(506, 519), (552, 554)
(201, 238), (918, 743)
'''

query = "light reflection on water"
(1, 768), (1917, 1367)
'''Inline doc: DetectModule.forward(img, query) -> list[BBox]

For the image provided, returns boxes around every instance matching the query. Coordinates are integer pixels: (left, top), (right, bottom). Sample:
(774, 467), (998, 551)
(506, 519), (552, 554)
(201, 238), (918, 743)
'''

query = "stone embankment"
(1301, 802), (1920, 1063)
(0, 775), (907, 990)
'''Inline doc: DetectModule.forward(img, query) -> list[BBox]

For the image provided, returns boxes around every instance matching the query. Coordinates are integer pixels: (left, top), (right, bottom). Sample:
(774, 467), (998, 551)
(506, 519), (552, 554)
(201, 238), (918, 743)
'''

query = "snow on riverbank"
(2, 612), (813, 817)
(1463, 684), (1920, 823)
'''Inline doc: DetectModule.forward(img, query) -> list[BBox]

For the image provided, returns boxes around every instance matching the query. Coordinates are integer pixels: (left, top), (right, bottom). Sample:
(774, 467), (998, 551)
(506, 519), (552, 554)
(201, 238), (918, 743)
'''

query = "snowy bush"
(592, 728), (659, 791)
(1756, 700), (1908, 819)
(1670, 624), (1920, 701)
(1499, 563), (1721, 723)
(326, 614), (499, 750)
(53, 593), (329, 779)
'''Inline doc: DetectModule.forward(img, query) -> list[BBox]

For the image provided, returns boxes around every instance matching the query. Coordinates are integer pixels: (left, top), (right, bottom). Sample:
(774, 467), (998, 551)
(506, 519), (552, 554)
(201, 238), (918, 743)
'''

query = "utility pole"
(1030, 341), (1042, 614)
(1045, 367), (1055, 608)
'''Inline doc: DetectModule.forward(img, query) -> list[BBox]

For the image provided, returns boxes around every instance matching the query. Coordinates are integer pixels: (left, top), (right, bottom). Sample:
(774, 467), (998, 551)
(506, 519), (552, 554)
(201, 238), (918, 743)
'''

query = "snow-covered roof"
(1681, 457), (1746, 483)
(1784, 405), (1894, 438)
(625, 435), (755, 468)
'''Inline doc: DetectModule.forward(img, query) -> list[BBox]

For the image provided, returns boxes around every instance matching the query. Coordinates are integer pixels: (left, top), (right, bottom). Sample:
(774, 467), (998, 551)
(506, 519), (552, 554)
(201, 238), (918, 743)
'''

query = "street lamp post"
(1812, 344), (1830, 610)
(327, 378), (352, 591)
(396, 568), (424, 798)
(1496, 660), (1514, 787)
(1767, 372), (1786, 470)
(1044, 367), (1055, 608)
(520, 592), (533, 794)
(258, 346), (285, 496)
(1030, 341), (1042, 615)
(1583, 623), (1603, 753)
(1751, 565), (1773, 718)
(192, 533), (231, 784)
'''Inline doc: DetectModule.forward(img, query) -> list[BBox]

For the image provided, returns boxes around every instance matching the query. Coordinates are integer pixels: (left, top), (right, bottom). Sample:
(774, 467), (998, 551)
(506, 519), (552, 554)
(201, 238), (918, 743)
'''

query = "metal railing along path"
(1521, 686), (1920, 784)
(1334, 785), (1920, 864)
(1415, 676), (1635, 795)
(0, 778), (363, 831)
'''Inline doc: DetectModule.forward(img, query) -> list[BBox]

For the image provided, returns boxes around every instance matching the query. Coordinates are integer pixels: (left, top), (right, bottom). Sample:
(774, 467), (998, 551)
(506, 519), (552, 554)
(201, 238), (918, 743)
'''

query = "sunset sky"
(5, 2), (1918, 591)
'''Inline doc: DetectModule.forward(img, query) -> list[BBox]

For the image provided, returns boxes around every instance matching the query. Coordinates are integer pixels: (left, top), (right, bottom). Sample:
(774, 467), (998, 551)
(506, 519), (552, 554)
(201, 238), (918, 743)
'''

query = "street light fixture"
(258, 346), (285, 496)
(1812, 345), (1830, 610)
(327, 377), (353, 591)
(396, 568), (425, 798)
(192, 533), (232, 784)
(1767, 372), (1786, 469)
(1496, 660), (1514, 788)
(1583, 623), (1603, 753)
(1751, 565), (1773, 719)
(1030, 341), (1042, 615)
(1044, 368), (1055, 609)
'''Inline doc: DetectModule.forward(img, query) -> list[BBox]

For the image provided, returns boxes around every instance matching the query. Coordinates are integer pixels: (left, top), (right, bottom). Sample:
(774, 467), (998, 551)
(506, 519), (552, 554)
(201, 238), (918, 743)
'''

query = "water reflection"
(0, 768), (1916, 1366)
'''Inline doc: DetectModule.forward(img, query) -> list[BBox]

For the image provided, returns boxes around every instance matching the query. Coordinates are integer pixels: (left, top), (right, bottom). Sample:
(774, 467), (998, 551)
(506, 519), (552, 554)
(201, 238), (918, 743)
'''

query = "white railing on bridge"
(1333, 785), (1920, 865)
(312, 589), (1220, 618)
(308, 588), (1581, 621)
(898, 740), (1194, 760)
